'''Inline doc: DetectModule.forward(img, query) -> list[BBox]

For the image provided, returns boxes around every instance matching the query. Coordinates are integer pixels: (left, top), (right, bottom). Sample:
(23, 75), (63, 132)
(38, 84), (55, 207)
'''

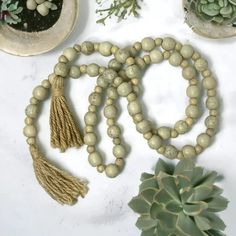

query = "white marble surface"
(0, 0), (235, 235)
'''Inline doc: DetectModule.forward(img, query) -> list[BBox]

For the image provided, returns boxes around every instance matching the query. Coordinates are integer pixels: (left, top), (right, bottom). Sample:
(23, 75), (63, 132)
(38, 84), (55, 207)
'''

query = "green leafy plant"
(129, 159), (229, 236)
(190, 0), (236, 25)
(96, 0), (142, 25)
(0, 0), (23, 25)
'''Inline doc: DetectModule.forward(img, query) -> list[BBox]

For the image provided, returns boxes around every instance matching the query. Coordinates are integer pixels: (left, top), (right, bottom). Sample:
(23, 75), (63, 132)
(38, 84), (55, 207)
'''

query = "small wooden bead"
(195, 58), (208, 72)
(48, 73), (56, 84)
(115, 158), (125, 169)
(155, 38), (163, 46)
(25, 104), (38, 118)
(27, 137), (36, 145)
(114, 77), (123, 87)
(157, 146), (166, 154)
(210, 110), (218, 116)
(180, 60), (188, 68)
(87, 146), (95, 153)
(89, 105), (97, 113)
(134, 42), (142, 51)
(190, 98), (198, 105)
(192, 52), (201, 61)
(202, 69), (211, 77)
(108, 59), (122, 71)
(113, 145), (126, 158)
(74, 44), (81, 52)
(207, 89), (216, 97)
(95, 86), (103, 94)
(113, 138), (121, 145)
(25, 117), (33, 125)
(143, 55), (151, 64)
(133, 113), (143, 123)
(174, 120), (189, 134)
(105, 98), (113, 106)
(175, 42), (182, 51)
(143, 132), (153, 140)
(171, 129), (178, 138)
(127, 93), (137, 102)
(30, 97), (39, 105)
(186, 117), (194, 126)
(107, 119), (115, 126)
(131, 78), (139, 86)
(97, 165), (105, 173)
(41, 80), (51, 89)
(206, 128), (216, 137)
(107, 87), (118, 99)
(80, 65), (87, 74)
(85, 126), (94, 133)
(135, 57), (146, 70)
(163, 51), (170, 59)
(126, 57), (135, 66)
(105, 164), (120, 178)
(195, 145), (203, 154)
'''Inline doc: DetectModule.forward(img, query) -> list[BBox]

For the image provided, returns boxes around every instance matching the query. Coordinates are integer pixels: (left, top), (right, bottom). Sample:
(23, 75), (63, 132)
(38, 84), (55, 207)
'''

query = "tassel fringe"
(50, 76), (83, 152)
(30, 145), (88, 205)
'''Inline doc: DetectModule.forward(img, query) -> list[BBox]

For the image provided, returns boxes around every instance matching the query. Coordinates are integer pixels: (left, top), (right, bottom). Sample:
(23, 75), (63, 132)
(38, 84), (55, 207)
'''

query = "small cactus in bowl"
(129, 159), (229, 236)
(190, 0), (236, 25)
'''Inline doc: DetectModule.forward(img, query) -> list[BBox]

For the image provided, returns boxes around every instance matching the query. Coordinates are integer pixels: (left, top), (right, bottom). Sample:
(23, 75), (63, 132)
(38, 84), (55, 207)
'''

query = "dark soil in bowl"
(1, 0), (63, 32)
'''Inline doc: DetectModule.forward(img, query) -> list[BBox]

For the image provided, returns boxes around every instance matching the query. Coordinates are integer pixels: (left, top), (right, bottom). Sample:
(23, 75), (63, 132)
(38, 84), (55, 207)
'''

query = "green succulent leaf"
(141, 173), (155, 182)
(189, 185), (213, 202)
(129, 196), (151, 214)
(136, 215), (157, 231)
(141, 227), (156, 236)
(177, 213), (205, 236)
(150, 202), (164, 219)
(166, 200), (182, 213)
(140, 188), (157, 203)
(174, 159), (195, 180)
(139, 177), (158, 193)
(207, 196), (229, 212)
(194, 215), (212, 231)
(183, 202), (208, 216)
(159, 176), (180, 202)
(154, 188), (173, 205)
(201, 211), (226, 231)
(155, 158), (172, 175)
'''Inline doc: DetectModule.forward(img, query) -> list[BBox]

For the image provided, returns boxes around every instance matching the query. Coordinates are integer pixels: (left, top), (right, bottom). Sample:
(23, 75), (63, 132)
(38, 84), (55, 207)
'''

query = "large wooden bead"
(88, 152), (103, 167)
(84, 112), (97, 126)
(89, 92), (102, 106)
(162, 37), (176, 51)
(99, 42), (112, 56)
(113, 145), (126, 158)
(104, 105), (117, 118)
(197, 133), (211, 148)
(23, 125), (37, 138)
(105, 164), (120, 178)
(150, 49), (163, 63)
(128, 100), (142, 115)
(33, 86), (48, 101)
(180, 45), (194, 59)
(136, 120), (151, 134)
(84, 133), (97, 145)
(117, 82), (132, 97)
(126, 65), (140, 79)
(63, 47), (77, 61)
(141, 37), (155, 51)
(54, 63), (69, 77)
(182, 145), (196, 158)
(148, 135), (162, 149)
(164, 145), (178, 159)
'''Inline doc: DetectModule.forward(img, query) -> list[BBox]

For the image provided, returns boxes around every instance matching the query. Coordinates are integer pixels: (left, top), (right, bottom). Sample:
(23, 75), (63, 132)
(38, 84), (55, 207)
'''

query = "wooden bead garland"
(23, 37), (219, 205)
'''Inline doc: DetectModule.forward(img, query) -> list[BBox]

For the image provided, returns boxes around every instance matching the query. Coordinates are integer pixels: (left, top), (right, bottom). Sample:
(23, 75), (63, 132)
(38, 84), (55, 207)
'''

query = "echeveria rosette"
(0, 0), (23, 25)
(190, 0), (236, 25)
(128, 159), (229, 236)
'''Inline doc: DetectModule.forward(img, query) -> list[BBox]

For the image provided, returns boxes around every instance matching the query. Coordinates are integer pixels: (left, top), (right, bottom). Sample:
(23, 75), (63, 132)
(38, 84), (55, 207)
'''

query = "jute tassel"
(50, 76), (83, 152)
(30, 145), (88, 205)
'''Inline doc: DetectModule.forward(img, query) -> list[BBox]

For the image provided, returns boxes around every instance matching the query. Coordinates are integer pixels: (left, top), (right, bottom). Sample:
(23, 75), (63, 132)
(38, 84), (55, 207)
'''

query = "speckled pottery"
(183, 0), (236, 39)
(0, 0), (79, 56)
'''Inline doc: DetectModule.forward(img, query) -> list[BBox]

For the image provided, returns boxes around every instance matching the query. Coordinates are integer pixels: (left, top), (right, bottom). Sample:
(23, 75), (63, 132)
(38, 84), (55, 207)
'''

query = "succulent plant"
(96, 0), (142, 25)
(0, 0), (23, 25)
(189, 0), (236, 25)
(129, 159), (229, 236)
